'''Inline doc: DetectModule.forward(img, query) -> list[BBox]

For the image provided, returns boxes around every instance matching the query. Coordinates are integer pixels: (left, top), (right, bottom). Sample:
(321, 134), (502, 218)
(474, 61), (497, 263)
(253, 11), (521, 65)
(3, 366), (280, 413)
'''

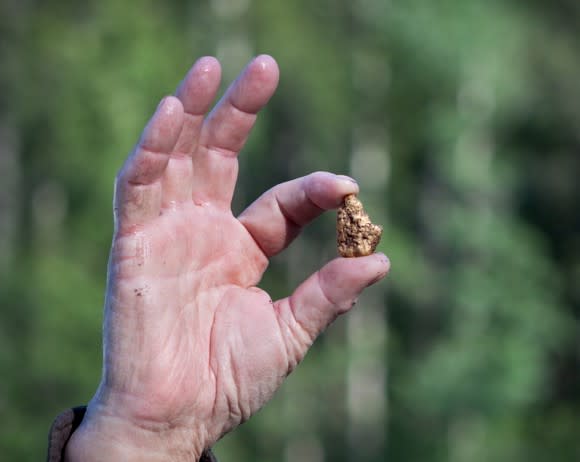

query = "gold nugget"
(337, 194), (382, 257)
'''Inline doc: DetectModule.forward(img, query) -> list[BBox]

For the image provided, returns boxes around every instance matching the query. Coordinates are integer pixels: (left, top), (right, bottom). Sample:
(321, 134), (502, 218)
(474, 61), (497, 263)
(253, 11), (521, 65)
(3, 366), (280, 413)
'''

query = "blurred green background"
(1, 0), (579, 460)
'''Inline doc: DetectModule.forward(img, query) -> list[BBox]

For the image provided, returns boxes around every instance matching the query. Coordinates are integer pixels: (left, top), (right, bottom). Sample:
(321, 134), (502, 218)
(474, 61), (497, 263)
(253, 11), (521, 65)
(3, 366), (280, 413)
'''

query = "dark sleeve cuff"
(47, 407), (217, 462)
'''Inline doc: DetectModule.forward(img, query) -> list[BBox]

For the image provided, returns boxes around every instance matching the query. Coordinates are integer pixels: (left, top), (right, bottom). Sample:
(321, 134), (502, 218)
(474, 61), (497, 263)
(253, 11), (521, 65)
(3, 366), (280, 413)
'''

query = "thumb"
(274, 253), (390, 356)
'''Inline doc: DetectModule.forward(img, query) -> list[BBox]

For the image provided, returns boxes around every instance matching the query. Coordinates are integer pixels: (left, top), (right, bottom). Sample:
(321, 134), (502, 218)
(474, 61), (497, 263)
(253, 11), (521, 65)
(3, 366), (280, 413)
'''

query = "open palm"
(67, 55), (389, 461)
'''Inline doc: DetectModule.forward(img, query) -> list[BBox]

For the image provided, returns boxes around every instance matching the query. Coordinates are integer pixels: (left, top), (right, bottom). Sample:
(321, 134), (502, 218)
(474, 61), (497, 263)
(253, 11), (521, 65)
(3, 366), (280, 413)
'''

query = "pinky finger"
(114, 96), (184, 229)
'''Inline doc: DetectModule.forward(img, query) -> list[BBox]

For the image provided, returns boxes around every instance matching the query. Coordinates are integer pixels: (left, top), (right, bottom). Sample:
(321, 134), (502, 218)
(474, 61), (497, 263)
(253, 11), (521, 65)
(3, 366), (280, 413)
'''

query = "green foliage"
(1, 0), (578, 460)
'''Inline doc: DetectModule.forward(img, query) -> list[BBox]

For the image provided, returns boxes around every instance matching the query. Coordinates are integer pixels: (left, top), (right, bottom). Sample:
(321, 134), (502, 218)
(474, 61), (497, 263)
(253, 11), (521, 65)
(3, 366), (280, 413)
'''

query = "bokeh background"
(1, 0), (579, 460)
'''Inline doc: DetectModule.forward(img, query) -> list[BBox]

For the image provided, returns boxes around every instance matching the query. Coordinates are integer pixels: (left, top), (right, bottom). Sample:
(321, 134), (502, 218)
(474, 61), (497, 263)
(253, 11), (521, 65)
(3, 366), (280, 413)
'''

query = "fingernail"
(156, 96), (167, 112)
(376, 252), (390, 267)
(336, 174), (358, 184)
(364, 253), (390, 287)
(376, 252), (388, 261)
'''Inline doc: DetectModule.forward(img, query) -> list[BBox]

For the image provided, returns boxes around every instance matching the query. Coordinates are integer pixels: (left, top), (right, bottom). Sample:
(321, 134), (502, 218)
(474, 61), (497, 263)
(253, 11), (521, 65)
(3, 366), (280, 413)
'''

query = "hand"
(65, 55), (390, 461)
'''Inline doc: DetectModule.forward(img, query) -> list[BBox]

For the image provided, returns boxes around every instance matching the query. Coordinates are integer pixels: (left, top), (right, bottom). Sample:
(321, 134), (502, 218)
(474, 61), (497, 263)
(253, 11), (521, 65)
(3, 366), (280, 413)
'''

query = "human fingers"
(173, 56), (221, 154)
(114, 96), (184, 229)
(160, 58), (222, 207)
(238, 172), (359, 257)
(274, 254), (390, 349)
(194, 55), (279, 208)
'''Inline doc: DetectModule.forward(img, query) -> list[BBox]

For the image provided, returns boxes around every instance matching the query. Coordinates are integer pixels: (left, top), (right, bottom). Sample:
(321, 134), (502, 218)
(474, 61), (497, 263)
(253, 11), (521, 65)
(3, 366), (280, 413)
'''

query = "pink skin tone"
(65, 55), (390, 461)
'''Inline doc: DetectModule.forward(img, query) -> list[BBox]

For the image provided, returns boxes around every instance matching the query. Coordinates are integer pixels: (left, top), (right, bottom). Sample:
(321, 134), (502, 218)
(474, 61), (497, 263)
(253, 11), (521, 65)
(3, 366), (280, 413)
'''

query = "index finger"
(238, 172), (360, 257)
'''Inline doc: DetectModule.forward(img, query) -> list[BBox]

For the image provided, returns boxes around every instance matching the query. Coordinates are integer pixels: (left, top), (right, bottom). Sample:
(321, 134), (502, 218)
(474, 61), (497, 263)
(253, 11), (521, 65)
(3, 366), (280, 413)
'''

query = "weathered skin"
(63, 55), (390, 462)
(337, 194), (382, 257)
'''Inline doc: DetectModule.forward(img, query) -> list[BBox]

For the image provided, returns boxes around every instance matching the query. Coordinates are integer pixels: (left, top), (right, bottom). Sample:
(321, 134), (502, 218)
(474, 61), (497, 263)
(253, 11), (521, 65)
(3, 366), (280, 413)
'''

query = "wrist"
(64, 403), (204, 462)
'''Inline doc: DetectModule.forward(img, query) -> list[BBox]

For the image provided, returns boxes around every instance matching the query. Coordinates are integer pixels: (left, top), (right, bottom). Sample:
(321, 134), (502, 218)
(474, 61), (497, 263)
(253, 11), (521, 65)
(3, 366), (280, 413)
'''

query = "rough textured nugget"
(337, 194), (382, 257)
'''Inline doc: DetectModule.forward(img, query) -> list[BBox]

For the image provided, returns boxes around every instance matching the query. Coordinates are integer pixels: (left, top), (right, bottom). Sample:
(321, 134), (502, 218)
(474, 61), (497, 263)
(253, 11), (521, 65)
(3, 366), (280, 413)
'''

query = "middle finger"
(193, 55), (279, 209)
